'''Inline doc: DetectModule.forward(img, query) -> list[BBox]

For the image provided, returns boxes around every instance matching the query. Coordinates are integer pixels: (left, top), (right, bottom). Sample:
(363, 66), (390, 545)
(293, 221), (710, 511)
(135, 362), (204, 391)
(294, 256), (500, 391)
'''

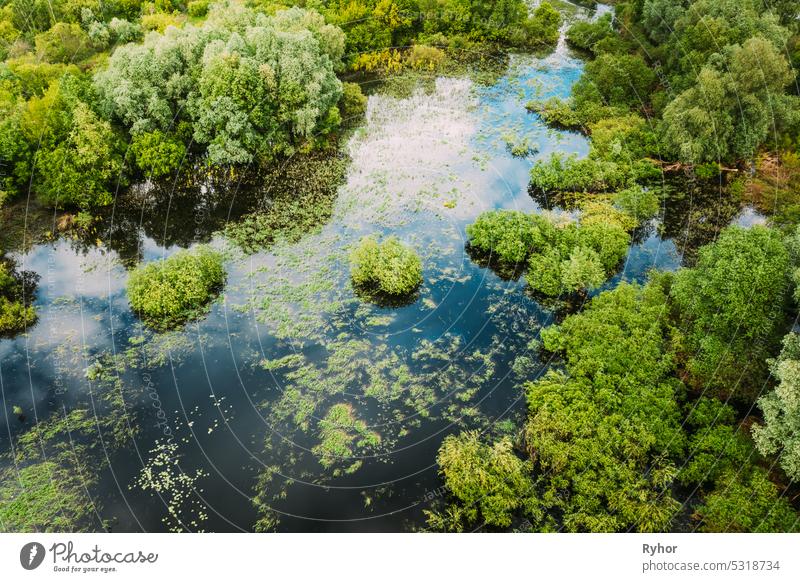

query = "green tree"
(34, 102), (124, 208)
(525, 281), (686, 532)
(35, 23), (94, 63)
(661, 36), (795, 163)
(0, 257), (36, 336)
(427, 431), (540, 530)
(671, 225), (790, 395)
(753, 333), (800, 481)
(129, 130), (187, 178)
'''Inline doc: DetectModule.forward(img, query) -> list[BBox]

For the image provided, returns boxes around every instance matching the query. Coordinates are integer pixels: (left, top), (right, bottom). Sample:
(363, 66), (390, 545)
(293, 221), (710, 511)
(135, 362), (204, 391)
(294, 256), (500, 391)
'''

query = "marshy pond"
(0, 12), (756, 532)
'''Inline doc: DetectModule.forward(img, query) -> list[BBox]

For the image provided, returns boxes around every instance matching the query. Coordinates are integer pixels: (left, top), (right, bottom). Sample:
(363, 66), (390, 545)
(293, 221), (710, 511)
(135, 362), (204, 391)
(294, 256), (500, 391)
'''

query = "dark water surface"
(1, 17), (754, 532)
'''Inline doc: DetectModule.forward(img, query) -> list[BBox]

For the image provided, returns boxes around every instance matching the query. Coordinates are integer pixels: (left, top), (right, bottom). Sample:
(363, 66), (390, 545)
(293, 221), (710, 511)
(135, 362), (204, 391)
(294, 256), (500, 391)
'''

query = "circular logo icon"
(20, 542), (46, 570)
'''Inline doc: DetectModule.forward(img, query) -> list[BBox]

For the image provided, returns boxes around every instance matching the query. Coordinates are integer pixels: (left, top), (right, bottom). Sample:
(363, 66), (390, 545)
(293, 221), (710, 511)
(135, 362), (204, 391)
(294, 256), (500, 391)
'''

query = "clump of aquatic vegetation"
(0, 459), (97, 533)
(350, 236), (423, 299)
(466, 210), (553, 268)
(0, 256), (37, 336)
(127, 245), (225, 329)
(312, 403), (381, 476)
(222, 151), (348, 254)
(425, 431), (539, 531)
(502, 132), (539, 158)
(467, 200), (641, 296)
(251, 328), (511, 528)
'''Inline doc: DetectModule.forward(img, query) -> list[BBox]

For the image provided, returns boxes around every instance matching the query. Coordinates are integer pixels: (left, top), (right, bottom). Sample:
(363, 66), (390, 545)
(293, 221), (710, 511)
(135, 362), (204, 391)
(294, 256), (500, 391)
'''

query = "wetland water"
(2, 18), (743, 532)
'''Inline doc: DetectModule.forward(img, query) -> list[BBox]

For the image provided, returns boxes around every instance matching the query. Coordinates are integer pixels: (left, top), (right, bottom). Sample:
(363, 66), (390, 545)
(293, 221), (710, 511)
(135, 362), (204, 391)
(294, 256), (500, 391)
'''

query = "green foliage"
(576, 219), (632, 271)
(129, 129), (186, 178)
(559, 246), (605, 292)
(526, 97), (581, 130)
(671, 225), (790, 395)
(696, 469), (800, 532)
(339, 82), (367, 122)
(578, 53), (656, 110)
(428, 431), (540, 530)
(613, 185), (660, 221)
(95, 3), (344, 165)
(527, 220), (629, 297)
(127, 245), (225, 328)
(0, 461), (95, 532)
(661, 37), (795, 163)
(538, 0), (800, 174)
(414, 0), (560, 49)
(566, 13), (616, 54)
(192, 7), (344, 164)
(350, 235), (422, 297)
(312, 403), (380, 475)
(34, 101), (124, 208)
(108, 17), (143, 43)
(678, 398), (752, 486)
(0, 380), (135, 532)
(465, 209), (551, 265)
(466, 204), (633, 296)
(753, 332), (800, 481)
(187, 0), (210, 17)
(526, 281), (686, 531)
(529, 153), (637, 193)
(35, 23), (94, 63)
(0, 258), (36, 336)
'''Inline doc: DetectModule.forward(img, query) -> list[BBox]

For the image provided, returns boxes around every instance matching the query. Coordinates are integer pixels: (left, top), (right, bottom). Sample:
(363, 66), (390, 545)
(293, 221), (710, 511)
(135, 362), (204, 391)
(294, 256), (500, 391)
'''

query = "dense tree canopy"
(440, 225), (800, 531)
(754, 332), (800, 481)
(527, 281), (685, 532)
(671, 225), (790, 395)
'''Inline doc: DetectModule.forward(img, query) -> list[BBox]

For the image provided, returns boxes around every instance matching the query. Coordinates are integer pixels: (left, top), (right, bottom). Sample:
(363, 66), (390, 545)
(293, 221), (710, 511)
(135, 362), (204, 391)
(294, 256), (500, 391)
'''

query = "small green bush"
(0, 260), (36, 336)
(127, 246), (225, 328)
(466, 210), (552, 265)
(350, 236), (422, 298)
